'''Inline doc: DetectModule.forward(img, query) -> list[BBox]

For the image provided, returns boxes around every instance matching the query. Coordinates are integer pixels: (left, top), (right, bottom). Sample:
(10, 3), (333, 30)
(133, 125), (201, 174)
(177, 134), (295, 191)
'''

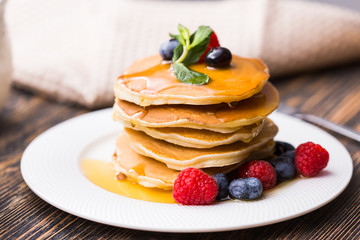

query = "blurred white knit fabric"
(5, 0), (360, 108)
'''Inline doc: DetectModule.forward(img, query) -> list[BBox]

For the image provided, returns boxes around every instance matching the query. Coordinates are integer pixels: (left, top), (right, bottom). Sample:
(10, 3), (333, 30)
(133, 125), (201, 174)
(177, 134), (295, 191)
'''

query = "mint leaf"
(172, 44), (183, 62)
(189, 25), (212, 48)
(173, 25), (212, 65)
(173, 62), (209, 85)
(182, 35), (210, 65)
(177, 24), (191, 46)
(169, 33), (185, 46)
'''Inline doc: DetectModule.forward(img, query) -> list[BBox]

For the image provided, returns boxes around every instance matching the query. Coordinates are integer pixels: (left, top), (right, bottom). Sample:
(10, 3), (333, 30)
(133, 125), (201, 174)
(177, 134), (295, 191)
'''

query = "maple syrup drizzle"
(132, 107), (148, 120)
(80, 159), (175, 204)
(214, 88), (268, 122)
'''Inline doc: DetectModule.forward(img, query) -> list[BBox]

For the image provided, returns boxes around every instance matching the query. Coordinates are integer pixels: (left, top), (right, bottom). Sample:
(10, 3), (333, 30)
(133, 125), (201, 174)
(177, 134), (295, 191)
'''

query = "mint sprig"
(170, 24), (212, 85)
(173, 62), (209, 85)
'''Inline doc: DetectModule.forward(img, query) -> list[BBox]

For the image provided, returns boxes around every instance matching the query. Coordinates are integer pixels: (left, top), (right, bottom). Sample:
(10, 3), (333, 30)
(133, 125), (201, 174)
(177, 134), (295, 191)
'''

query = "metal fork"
(278, 103), (360, 143)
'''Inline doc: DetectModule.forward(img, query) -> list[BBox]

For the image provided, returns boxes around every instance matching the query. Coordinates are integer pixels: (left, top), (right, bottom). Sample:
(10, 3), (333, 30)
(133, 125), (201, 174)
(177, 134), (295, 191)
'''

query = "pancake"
(124, 119), (278, 170)
(113, 138), (275, 190)
(114, 55), (269, 106)
(112, 151), (178, 190)
(124, 119), (265, 148)
(113, 82), (279, 133)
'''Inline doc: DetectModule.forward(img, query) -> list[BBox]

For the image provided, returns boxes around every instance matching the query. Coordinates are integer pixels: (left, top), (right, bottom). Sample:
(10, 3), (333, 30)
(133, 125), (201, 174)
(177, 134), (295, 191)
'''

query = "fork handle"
(295, 113), (360, 143)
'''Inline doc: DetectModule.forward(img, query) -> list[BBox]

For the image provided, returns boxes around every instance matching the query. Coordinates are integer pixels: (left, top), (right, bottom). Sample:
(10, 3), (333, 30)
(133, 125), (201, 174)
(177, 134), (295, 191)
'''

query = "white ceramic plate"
(21, 109), (353, 232)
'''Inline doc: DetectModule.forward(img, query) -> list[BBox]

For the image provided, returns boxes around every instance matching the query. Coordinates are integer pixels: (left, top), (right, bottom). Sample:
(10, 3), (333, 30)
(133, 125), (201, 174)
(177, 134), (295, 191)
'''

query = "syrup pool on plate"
(80, 159), (175, 204)
(81, 158), (295, 204)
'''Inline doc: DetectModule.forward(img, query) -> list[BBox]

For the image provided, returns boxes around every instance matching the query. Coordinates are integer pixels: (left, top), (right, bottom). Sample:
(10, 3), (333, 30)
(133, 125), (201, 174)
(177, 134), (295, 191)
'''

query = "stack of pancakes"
(112, 55), (279, 190)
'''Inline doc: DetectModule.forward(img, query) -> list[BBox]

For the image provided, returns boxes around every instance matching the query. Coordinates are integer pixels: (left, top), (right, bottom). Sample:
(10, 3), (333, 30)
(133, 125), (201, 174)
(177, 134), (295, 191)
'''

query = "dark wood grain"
(1, 61), (359, 239)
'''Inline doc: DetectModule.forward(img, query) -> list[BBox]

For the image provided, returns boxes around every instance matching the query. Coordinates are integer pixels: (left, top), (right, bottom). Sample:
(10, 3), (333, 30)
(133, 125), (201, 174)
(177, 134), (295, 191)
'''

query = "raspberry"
(295, 142), (329, 177)
(173, 168), (218, 205)
(199, 32), (220, 62)
(238, 160), (277, 190)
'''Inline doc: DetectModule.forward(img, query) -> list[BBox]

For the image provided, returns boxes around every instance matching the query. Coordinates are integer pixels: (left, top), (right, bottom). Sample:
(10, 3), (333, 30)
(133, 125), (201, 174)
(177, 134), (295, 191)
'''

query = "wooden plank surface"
(0, 61), (359, 239)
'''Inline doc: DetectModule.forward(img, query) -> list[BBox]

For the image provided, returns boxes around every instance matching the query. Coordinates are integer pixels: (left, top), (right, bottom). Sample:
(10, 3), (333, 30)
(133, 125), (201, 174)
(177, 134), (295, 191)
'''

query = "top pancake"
(115, 55), (269, 106)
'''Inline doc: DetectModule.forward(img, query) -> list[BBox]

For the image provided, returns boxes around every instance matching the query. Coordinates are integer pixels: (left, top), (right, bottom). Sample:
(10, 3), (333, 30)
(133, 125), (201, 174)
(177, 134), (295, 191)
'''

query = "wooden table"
(1, 62), (359, 239)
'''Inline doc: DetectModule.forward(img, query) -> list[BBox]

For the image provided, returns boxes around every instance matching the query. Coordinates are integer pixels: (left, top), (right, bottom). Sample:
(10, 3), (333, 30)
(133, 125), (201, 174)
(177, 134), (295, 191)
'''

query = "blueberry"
(205, 47), (232, 68)
(274, 141), (295, 156)
(159, 39), (179, 60)
(229, 177), (263, 200)
(212, 173), (229, 200)
(269, 156), (296, 182)
(280, 150), (295, 162)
